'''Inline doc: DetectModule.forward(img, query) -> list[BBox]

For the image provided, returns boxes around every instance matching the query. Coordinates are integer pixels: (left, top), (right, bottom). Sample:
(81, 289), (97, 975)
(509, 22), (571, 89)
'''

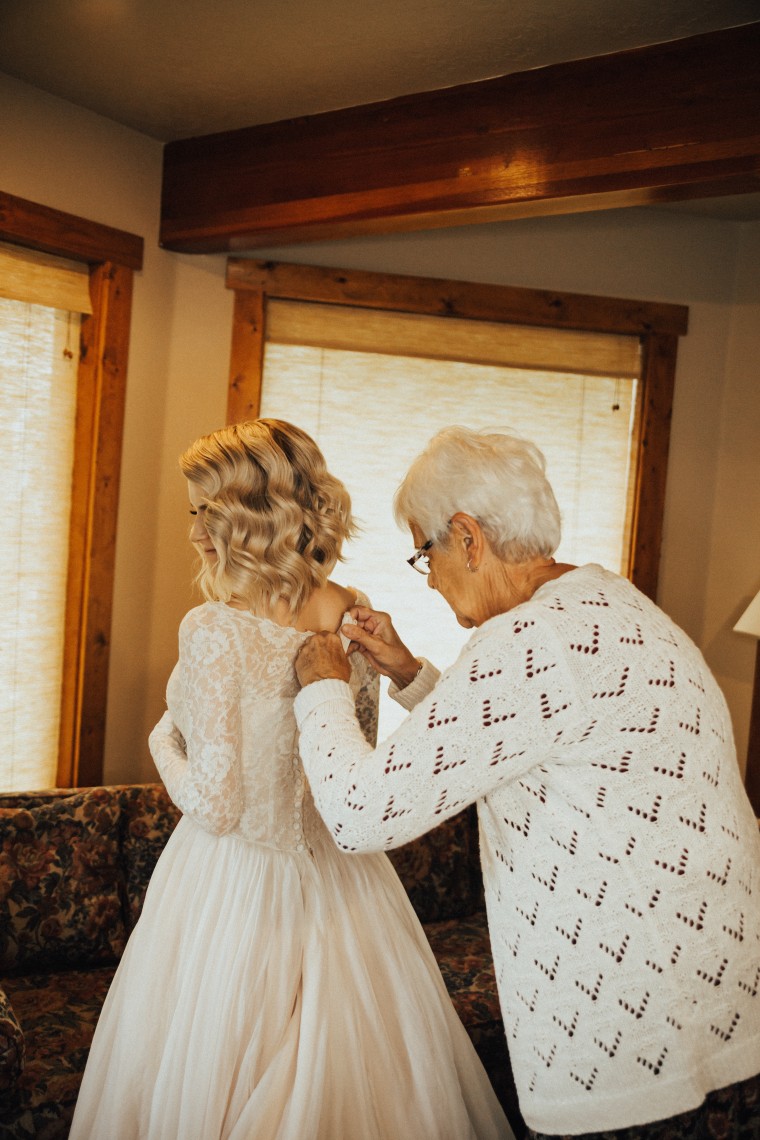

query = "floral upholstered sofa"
(0, 786), (523, 1138)
(0, 785), (179, 1139)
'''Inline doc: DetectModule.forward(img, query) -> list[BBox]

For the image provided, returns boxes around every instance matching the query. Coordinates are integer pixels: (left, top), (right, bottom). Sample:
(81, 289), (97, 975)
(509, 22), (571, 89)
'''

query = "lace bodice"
(149, 594), (378, 850)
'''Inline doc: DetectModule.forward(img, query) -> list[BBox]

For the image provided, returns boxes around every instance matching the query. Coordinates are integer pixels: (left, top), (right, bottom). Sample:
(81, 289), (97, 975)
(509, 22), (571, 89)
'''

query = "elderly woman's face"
(411, 521), (486, 629)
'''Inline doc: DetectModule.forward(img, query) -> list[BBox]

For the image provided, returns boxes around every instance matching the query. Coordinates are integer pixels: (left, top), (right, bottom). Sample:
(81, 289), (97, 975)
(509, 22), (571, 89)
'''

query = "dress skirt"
(70, 817), (511, 1139)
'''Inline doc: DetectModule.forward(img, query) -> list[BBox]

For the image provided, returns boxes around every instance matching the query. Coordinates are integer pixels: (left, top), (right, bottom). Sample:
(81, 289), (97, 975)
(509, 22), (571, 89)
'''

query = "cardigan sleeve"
(387, 657), (440, 710)
(295, 612), (584, 852)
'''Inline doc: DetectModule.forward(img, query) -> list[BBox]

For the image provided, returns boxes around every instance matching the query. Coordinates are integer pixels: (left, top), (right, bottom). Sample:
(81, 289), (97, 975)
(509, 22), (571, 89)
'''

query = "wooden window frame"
(225, 258), (688, 601)
(0, 190), (144, 787)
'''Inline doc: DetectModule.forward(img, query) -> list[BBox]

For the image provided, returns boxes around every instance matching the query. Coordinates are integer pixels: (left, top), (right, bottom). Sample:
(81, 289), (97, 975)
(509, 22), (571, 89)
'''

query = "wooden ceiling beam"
(160, 23), (760, 253)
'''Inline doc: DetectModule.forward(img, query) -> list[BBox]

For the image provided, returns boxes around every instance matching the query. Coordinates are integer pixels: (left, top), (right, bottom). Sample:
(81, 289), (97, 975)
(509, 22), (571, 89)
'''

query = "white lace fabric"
(76, 593), (511, 1140)
(149, 592), (378, 850)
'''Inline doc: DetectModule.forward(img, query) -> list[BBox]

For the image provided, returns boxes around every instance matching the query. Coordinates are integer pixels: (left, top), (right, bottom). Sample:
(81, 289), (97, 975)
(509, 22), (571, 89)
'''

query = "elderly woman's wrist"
(391, 657), (423, 690)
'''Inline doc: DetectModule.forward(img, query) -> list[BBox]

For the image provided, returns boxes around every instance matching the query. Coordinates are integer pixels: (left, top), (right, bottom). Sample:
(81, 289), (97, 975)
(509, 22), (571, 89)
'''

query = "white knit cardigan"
(295, 564), (760, 1135)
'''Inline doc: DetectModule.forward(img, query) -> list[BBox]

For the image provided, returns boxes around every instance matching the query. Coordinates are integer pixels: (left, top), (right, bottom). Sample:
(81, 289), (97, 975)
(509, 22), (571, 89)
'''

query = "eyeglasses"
(407, 538), (434, 575)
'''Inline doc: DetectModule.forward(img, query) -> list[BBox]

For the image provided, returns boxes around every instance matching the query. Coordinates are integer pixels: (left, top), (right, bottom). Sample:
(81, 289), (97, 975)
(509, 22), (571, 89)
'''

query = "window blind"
(0, 297), (80, 791)
(0, 241), (92, 314)
(267, 299), (640, 377)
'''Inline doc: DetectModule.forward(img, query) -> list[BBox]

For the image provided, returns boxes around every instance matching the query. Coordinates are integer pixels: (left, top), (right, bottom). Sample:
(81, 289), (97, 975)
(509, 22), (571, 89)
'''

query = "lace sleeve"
(149, 610), (243, 835)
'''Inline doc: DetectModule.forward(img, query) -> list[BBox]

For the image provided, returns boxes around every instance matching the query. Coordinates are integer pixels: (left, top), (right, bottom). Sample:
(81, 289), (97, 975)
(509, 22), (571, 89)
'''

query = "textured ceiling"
(0, 0), (759, 142)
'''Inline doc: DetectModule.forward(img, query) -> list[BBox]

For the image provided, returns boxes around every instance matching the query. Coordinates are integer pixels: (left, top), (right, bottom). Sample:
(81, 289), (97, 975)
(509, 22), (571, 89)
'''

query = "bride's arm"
(149, 612), (243, 835)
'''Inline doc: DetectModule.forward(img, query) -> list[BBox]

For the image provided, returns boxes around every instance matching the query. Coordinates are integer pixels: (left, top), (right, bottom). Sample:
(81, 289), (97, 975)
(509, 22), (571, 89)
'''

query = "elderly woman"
(294, 426), (760, 1140)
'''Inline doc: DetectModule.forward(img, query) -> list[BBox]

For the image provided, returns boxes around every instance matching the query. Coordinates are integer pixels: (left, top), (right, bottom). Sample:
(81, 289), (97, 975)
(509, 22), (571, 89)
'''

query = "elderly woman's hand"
(295, 632), (352, 688)
(341, 606), (421, 690)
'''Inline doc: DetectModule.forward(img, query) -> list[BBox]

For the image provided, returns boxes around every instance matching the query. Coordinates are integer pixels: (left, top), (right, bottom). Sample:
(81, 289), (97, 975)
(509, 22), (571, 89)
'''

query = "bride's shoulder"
(299, 581), (362, 633)
(179, 601), (214, 628)
(175, 603), (244, 667)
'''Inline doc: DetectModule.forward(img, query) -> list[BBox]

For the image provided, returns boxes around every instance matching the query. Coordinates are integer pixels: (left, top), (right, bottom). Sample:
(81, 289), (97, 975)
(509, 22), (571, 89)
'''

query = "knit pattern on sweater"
(295, 565), (760, 1134)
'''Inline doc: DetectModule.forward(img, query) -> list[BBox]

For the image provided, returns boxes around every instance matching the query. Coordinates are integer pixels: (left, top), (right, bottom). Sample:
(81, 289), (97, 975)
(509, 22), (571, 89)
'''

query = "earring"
(466, 559), (477, 573)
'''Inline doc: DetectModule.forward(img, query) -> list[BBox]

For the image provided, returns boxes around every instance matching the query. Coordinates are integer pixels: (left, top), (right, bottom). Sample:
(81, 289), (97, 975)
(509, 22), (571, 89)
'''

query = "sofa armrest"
(117, 785), (181, 930)
(0, 790), (127, 975)
(0, 983), (24, 1092)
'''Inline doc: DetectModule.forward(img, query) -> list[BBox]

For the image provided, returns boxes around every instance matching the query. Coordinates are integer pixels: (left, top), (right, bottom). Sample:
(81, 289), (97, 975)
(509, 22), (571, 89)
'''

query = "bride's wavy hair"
(180, 419), (355, 617)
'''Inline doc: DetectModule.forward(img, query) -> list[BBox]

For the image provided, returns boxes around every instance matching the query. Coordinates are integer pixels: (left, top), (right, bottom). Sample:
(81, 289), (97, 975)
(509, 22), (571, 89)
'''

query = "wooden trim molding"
(2, 193), (143, 787)
(162, 24), (760, 252)
(226, 259), (688, 338)
(627, 333), (679, 600)
(58, 262), (135, 786)
(226, 259), (687, 601)
(744, 644), (760, 816)
(0, 190), (144, 270)
(228, 289), (266, 424)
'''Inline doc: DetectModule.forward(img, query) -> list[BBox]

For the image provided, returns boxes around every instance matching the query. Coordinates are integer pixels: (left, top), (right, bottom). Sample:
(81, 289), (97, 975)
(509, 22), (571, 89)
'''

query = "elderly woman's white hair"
(394, 426), (561, 563)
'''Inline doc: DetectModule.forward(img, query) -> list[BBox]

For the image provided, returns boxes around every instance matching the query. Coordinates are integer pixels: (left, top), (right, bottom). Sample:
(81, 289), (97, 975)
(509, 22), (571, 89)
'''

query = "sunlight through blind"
(0, 246), (88, 791)
(260, 303), (640, 735)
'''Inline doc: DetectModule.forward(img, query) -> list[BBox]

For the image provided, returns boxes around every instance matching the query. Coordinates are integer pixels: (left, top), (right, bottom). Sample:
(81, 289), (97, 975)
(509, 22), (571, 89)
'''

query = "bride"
(69, 418), (512, 1140)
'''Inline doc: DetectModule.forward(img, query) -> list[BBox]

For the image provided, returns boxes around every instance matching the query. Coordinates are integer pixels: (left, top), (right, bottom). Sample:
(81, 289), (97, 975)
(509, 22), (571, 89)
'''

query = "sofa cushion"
(0, 966), (117, 1137)
(426, 911), (523, 1135)
(387, 804), (483, 922)
(0, 984), (25, 1092)
(424, 911), (501, 1024)
(117, 784), (181, 930)
(0, 789), (126, 974)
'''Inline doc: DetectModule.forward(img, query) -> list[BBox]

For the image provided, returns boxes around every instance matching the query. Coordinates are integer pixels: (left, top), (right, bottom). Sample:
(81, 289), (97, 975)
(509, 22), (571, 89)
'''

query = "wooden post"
(57, 262), (134, 787)
(744, 645), (760, 815)
(628, 333), (678, 601)
(227, 289), (265, 423)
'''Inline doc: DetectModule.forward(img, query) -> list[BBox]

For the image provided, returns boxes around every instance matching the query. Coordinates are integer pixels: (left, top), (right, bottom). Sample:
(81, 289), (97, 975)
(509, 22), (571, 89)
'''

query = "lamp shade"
(734, 589), (760, 638)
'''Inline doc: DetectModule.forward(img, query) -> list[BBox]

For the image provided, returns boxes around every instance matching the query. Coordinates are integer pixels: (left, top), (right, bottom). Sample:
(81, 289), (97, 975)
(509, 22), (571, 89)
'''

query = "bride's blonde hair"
(180, 419), (354, 617)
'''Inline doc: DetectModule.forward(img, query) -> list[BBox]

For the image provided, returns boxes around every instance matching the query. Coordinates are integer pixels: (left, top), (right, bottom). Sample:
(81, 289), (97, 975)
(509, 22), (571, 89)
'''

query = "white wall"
(1, 72), (232, 782)
(2, 70), (758, 781)
(700, 225), (760, 756)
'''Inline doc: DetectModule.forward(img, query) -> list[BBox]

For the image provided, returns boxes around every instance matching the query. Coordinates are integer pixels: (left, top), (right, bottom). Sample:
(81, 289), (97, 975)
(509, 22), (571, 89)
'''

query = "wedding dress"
(69, 594), (512, 1140)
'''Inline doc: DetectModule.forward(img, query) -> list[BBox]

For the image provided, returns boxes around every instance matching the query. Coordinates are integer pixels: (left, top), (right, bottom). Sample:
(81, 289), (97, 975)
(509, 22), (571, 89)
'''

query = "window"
(0, 246), (90, 790)
(225, 259), (687, 731)
(261, 298), (641, 572)
(0, 191), (143, 789)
